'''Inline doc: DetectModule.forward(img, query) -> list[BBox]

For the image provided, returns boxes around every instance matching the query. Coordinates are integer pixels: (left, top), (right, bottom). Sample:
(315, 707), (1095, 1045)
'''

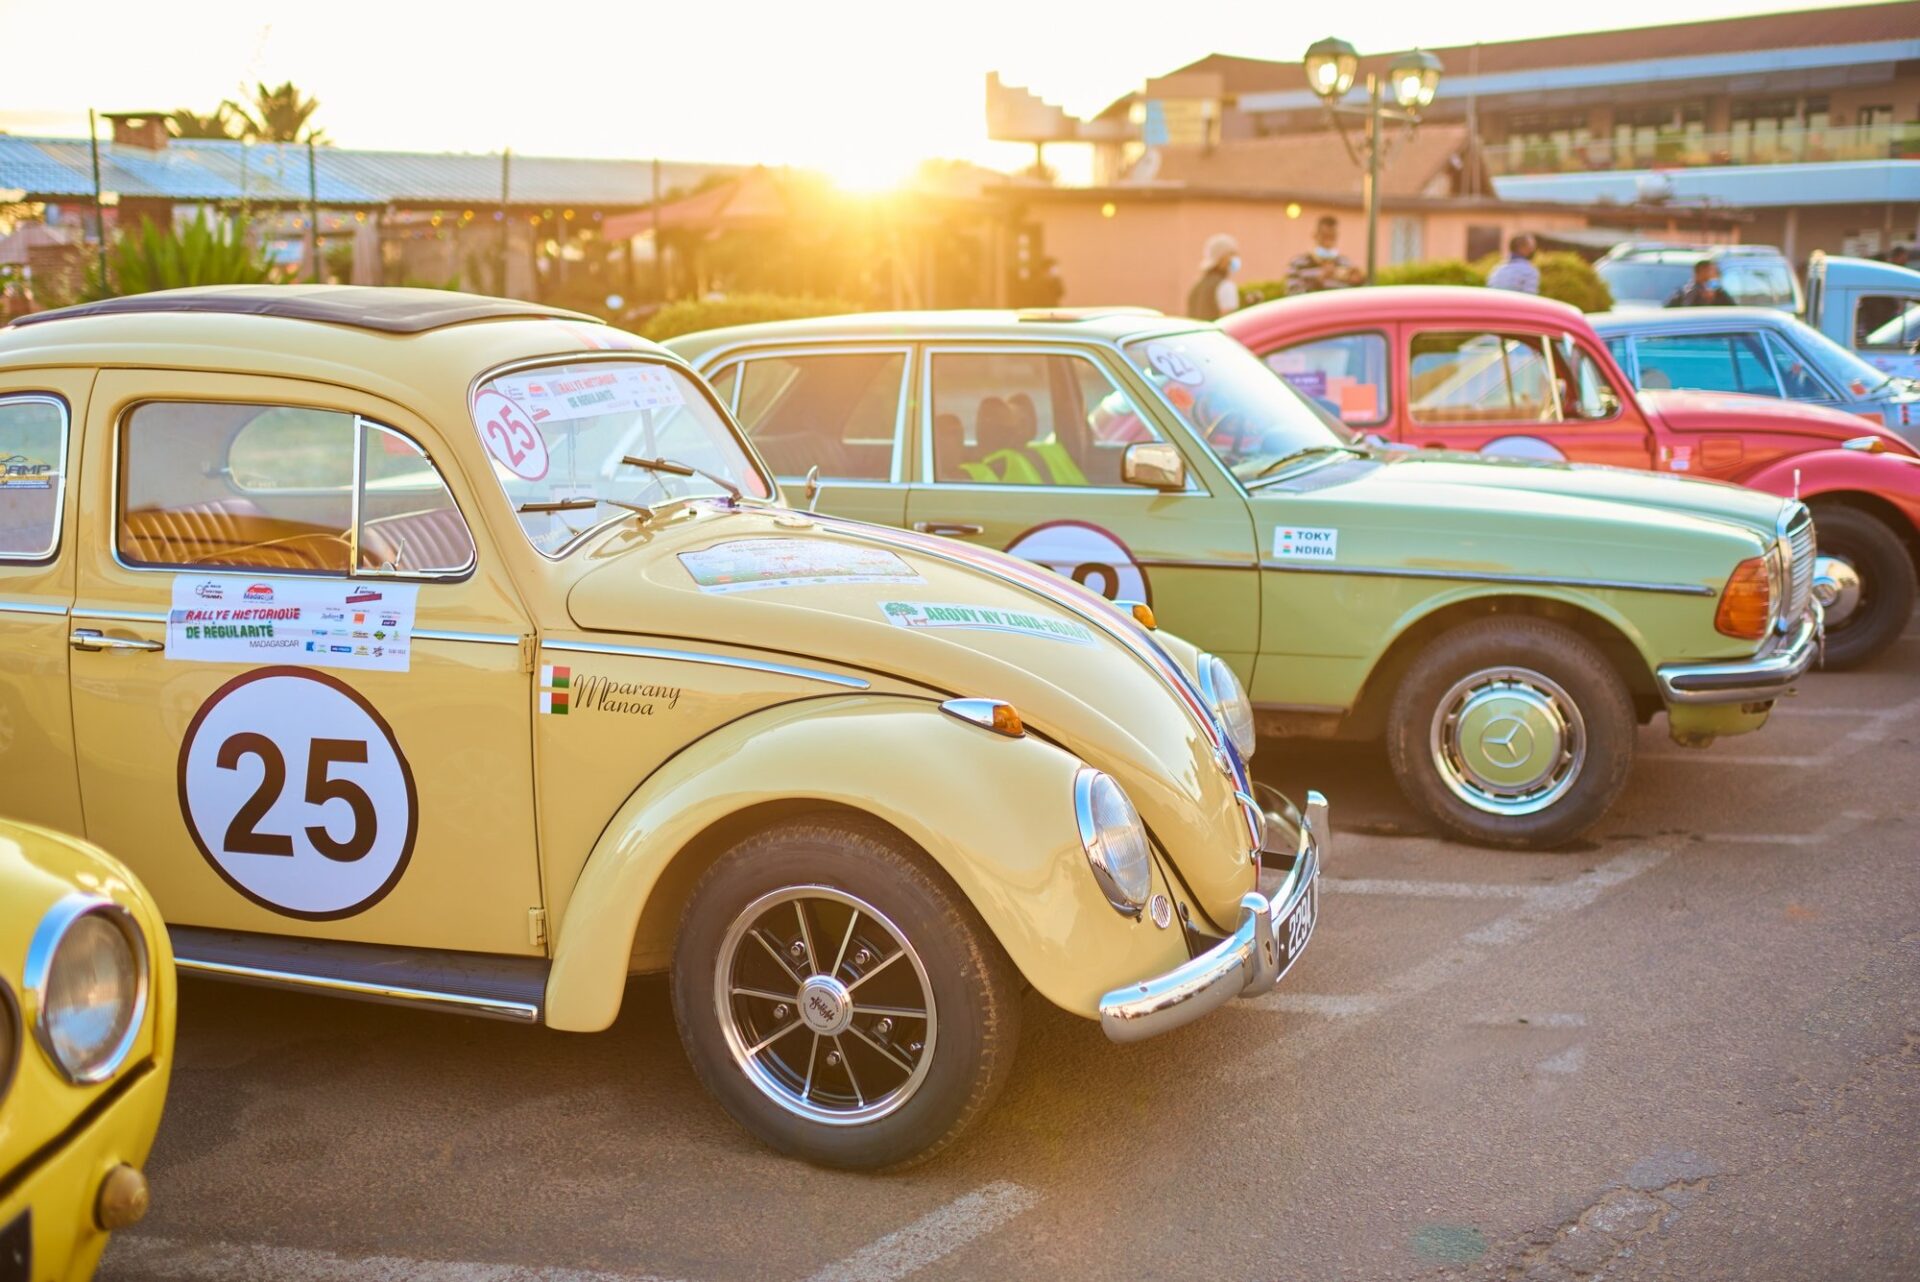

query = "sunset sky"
(0, 0), (1899, 187)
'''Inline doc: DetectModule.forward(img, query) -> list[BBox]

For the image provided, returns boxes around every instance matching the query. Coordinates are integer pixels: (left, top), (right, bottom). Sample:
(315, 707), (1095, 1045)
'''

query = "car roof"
(664, 307), (1190, 360)
(9, 284), (599, 334)
(1221, 286), (1585, 344)
(1602, 243), (1786, 263)
(1809, 254), (1920, 289)
(1589, 307), (1797, 332)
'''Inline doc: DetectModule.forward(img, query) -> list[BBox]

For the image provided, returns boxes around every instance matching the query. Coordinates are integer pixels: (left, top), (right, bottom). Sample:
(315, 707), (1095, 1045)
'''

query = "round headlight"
(1199, 653), (1257, 762)
(1074, 769), (1152, 913)
(27, 898), (147, 1085)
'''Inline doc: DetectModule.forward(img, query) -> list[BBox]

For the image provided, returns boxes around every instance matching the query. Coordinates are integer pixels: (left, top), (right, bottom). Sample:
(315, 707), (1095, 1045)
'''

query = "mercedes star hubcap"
(1431, 667), (1587, 816)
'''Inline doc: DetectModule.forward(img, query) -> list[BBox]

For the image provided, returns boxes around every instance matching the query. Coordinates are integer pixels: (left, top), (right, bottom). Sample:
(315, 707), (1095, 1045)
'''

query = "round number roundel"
(1003, 519), (1151, 606)
(177, 668), (418, 921)
(474, 389), (550, 481)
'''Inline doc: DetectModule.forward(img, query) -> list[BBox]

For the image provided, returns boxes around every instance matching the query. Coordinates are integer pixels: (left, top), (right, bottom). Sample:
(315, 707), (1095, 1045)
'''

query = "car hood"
(1642, 388), (1914, 452)
(565, 506), (1254, 921)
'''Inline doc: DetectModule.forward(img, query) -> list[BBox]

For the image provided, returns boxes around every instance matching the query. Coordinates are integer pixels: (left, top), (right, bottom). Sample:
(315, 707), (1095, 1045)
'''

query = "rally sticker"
(539, 663), (681, 717)
(491, 365), (684, 424)
(168, 576), (417, 672)
(679, 538), (923, 594)
(881, 601), (1096, 646)
(473, 389), (551, 481)
(0, 454), (54, 489)
(1273, 526), (1339, 562)
(1144, 342), (1204, 385)
(177, 667), (418, 920)
(1003, 519), (1151, 604)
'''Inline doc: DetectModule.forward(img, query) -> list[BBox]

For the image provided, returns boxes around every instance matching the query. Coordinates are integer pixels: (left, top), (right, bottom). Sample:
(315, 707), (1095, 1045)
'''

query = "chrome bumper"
(1656, 606), (1821, 706)
(1098, 790), (1326, 1044)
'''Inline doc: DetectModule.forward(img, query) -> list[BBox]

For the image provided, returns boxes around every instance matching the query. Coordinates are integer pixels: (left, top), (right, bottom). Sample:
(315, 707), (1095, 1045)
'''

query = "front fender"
(1741, 450), (1920, 535)
(542, 695), (1192, 1031)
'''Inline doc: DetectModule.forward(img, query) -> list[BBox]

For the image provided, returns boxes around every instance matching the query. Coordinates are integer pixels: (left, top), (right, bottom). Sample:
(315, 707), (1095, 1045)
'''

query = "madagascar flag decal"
(540, 664), (571, 715)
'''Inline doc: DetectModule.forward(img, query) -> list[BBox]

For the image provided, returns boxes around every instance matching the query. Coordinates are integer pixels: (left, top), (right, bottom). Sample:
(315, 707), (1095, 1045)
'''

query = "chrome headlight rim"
(1195, 652), (1257, 762)
(24, 894), (149, 1086)
(1072, 768), (1152, 916)
(0, 975), (19, 1105)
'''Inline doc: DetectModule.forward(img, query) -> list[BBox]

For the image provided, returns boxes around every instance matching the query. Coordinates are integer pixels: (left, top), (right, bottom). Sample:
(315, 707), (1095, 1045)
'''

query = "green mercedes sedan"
(667, 311), (1820, 849)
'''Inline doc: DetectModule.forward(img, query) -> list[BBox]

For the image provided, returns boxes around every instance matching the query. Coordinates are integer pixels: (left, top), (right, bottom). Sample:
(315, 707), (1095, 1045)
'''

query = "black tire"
(1810, 504), (1915, 671)
(671, 817), (1020, 1169)
(1386, 617), (1635, 849)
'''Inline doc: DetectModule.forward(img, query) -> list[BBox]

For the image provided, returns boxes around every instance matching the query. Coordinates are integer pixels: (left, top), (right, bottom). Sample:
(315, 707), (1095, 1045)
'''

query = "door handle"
(912, 521), (985, 537)
(70, 629), (164, 653)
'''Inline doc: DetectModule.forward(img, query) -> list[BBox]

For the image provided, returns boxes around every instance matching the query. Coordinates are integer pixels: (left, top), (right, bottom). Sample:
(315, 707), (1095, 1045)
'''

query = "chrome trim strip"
(71, 607), (168, 623)
(1657, 607), (1820, 705)
(0, 600), (69, 616)
(24, 896), (151, 1085)
(414, 628), (522, 646)
(1256, 560), (1718, 597)
(175, 957), (540, 1024)
(542, 639), (870, 689)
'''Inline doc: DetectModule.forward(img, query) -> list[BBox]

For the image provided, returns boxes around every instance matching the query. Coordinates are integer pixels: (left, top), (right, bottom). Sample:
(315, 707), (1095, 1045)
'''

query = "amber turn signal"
(1116, 599), (1157, 630)
(939, 698), (1025, 738)
(1715, 556), (1774, 640)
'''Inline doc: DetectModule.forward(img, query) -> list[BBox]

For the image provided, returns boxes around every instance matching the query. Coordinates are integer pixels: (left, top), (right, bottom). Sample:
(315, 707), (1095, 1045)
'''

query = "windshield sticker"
(539, 663), (681, 717)
(168, 576), (418, 672)
(1272, 526), (1339, 563)
(679, 538), (923, 594)
(474, 389), (551, 481)
(1144, 343), (1204, 386)
(491, 365), (685, 424)
(880, 601), (1096, 646)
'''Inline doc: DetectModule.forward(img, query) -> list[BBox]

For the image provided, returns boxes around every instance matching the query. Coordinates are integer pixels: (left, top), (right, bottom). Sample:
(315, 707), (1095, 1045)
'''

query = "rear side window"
(1632, 333), (1778, 396)
(1408, 332), (1558, 424)
(1264, 333), (1389, 426)
(0, 395), (67, 561)
(731, 351), (906, 481)
(119, 402), (472, 577)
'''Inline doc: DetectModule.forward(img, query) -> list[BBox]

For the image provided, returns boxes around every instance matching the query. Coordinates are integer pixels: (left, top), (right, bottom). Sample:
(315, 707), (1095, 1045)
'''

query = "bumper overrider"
(1098, 790), (1326, 1043)
(1656, 605), (1821, 705)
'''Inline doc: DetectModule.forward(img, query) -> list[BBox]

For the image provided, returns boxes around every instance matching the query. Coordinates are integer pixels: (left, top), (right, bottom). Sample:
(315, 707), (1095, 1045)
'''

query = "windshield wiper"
(1246, 443), (1359, 483)
(621, 455), (742, 506)
(516, 497), (600, 513)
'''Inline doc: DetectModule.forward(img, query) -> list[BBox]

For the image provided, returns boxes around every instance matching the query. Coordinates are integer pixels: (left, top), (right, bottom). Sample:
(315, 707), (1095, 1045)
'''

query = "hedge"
(1236, 251), (1612, 313)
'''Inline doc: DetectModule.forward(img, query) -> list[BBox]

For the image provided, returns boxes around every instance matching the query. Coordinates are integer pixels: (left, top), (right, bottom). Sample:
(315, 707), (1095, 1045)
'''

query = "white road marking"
(1640, 752), (1826, 768)
(1323, 877), (1538, 900)
(801, 1182), (1040, 1282)
(1537, 1044), (1588, 1074)
(1645, 693), (1920, 770)
(1463, 847), (1671, 947)
(104, 1236), (678, 1282)
(1251, 992), (1384, 1017)
(1695, 808), (1872, 848)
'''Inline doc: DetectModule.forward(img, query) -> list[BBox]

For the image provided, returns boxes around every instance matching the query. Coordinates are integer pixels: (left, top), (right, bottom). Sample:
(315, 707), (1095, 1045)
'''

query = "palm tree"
(168, 105), (238, 140)
(226, 81), (326, 144)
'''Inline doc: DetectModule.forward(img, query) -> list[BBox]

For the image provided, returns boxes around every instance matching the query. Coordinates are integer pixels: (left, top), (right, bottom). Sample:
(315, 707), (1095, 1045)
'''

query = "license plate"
(1274, 879), (1317, 979)
(0, 1209), (28, 1282)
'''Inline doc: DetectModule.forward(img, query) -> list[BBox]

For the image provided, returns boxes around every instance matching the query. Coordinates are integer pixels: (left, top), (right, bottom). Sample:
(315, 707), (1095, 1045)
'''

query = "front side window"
(1761, 333), (1834, 401)
(0, 395), (67, 561)
(1264, 333), (1389, 426)
(1409, 332), (1559, 424)
(926, 349), (1167, 487)
(1857, 296), (1920, 351)
(1552, 337), (1622, 421)
(730, 351), (905, 481)
(119, 402), (472, 576)
(1631, 333), (1778, 396)
(473, 359), (771, 556)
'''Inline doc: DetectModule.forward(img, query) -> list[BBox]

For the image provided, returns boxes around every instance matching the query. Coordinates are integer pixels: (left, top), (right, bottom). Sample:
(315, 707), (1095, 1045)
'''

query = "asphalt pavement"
(101, 614), (1920, 1282)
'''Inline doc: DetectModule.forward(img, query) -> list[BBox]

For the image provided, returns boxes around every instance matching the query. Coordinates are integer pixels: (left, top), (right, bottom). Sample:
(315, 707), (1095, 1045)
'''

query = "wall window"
(1408, 332), (1558, 424)
(119, 402), (472, 576)
(0, 395), (67, 561)
(1631, 333), (1778, 396)
(927, 350), (1165, 487)
(730, 351), (905, 481)
(1265, 333), (1390, 425)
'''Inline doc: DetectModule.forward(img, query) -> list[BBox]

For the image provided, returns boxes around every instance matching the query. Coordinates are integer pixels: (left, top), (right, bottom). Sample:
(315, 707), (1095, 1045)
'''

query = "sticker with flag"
(540, 664), (571, 715)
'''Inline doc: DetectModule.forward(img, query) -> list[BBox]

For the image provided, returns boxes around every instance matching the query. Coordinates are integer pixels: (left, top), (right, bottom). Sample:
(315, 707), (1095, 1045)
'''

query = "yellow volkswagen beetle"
(0, 286), (1323, 1168)
(1, 820), (174, 1281)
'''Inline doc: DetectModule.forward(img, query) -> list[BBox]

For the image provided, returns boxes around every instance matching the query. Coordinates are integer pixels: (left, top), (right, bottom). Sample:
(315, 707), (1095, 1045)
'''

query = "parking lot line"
(1258, 993), (1386, 1017)
(105, 1236), (679, 1282)
(1324, 877), (1538, 900)
(801, 1182), (1041, 1282)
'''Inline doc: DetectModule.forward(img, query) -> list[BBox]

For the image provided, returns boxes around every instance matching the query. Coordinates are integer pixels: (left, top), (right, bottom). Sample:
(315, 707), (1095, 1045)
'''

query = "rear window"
(0, 395), (67, 561)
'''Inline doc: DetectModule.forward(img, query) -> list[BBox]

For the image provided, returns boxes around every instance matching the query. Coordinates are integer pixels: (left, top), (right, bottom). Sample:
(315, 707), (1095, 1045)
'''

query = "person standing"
(1186, 233), (1242, 320)
(1666, 258), (1735, 307)
(1285, 215), (1365, 294)
(1487, 233), (1540, 293)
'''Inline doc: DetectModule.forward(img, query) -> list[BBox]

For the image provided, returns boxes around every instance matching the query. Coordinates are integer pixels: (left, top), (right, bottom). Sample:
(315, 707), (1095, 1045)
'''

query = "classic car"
(0, 285), (1322, 1170)
(1, 819), (175, 1282)
(1591, 306), (1920, 442)
(1224, 287), (1920, 670)
(1595, 242), (1803, 313)
(667, 310), (1820, 850)
(1804, 252), (1920, 383)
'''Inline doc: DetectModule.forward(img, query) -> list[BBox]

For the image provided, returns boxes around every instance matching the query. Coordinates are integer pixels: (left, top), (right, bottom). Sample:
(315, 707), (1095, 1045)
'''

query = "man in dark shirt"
(1666, 259), (1735, 307)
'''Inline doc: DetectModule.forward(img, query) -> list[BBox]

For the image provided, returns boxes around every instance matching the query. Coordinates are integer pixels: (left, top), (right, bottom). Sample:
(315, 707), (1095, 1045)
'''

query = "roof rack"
(9, 286), (602, 335)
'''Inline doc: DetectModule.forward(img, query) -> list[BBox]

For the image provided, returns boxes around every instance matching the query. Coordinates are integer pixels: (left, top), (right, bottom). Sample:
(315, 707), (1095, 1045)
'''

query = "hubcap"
(1811, 555), (1863, 628)
(1430, 667), (1587, 816)
(714, 886), (936, 1125)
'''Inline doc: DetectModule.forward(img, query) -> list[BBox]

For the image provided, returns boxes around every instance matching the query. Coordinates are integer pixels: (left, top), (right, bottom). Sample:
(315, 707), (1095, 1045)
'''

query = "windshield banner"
(491, 365), (686, 424)
(167, 576), (419, 672)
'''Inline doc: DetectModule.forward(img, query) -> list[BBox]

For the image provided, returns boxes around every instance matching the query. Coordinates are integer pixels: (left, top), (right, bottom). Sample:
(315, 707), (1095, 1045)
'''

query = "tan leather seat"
(360, 508), (474, 572)
(122, 498), (348, 571)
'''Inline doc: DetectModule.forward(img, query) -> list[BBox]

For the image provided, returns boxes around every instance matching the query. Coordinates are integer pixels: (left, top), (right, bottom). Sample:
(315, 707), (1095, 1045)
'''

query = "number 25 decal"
(473, 389), (550, 481)
(179, 668), (418, 921)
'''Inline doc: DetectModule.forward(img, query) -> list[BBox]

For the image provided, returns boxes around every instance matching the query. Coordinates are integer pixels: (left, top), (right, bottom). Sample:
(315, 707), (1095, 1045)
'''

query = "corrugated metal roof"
(0, 135), (734, 207)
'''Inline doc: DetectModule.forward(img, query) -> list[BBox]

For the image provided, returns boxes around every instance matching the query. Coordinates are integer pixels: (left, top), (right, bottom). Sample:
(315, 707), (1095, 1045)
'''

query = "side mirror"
(1122, 442), (1187, 491)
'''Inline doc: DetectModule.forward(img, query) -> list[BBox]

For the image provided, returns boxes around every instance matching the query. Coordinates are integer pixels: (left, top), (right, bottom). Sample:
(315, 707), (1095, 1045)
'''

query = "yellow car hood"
(565, 507), (1255, 925)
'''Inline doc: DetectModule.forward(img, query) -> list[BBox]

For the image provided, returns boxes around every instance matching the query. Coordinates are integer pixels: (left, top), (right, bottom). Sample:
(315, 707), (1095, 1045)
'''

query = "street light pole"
(1364, 74), (1381, 284)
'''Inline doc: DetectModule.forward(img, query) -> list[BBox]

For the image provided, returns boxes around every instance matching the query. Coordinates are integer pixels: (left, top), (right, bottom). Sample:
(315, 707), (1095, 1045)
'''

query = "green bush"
(1376, 258), (1488, 288)
(1534, 251), (1613, 312)
(639, 293), (864, 342)
(80, 212), (282, 301)
(1237, 280), (1290, 307)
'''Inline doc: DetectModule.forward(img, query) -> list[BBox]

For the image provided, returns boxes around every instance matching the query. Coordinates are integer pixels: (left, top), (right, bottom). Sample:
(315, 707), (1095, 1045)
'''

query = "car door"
(1401, 326), (1654, 468)
(0, 374), (89, 834)
(705, 345), (911, 528)
(903, 343), (1259, 668)
(67, 370), (544, 955)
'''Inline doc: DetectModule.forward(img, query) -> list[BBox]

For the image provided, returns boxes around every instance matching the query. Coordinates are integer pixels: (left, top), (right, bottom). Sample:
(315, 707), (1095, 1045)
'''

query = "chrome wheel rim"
(1812, 554), (1863, 629)
(1430, 666), (1586, 817)
(713, 885), (936, 1126)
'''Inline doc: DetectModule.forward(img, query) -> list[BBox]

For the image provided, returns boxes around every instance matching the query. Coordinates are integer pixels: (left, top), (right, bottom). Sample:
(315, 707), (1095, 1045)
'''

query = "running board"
(170, 926), (549, 1024)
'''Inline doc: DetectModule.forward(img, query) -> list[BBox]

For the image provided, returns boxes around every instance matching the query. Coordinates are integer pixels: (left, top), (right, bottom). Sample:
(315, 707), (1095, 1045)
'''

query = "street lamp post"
(1303, 39), (1442, 284)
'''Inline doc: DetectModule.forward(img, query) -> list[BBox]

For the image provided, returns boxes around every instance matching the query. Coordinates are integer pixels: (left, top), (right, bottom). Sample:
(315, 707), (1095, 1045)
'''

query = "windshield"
(1598, 261), (1690, 305)
(473, 359), (769, 556)
(1794, 318), (1903, 394)
(1119, 329), (1350, 482)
